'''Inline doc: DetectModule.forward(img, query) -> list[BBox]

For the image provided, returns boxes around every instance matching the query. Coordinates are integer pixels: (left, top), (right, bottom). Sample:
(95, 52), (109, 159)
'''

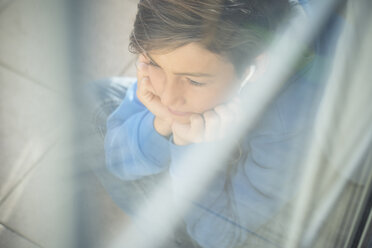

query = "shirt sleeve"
(104, 82), (171, 181)
(168, 131), (308, 248)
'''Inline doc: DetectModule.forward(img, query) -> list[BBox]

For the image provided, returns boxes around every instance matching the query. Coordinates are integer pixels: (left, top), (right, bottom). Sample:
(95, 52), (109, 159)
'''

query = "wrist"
(153, 116), (172, 137)
(172, 134), (190, 146)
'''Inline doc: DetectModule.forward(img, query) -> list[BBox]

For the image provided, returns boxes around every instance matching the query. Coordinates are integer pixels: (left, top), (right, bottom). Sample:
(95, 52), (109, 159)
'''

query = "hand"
(172, 98), (243, 146)
(136, 54), (173, 136)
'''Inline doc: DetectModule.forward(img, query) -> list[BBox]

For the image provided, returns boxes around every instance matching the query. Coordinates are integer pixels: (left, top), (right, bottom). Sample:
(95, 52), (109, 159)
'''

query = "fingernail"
(137, 62), (148, 70)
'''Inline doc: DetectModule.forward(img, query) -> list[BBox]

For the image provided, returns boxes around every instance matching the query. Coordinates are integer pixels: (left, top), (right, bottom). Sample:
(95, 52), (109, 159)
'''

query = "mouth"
(167, 107), (192, 117)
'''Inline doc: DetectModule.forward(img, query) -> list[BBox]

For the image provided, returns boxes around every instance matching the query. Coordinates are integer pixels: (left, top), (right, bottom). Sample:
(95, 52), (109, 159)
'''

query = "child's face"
(143, 42), (239, 123)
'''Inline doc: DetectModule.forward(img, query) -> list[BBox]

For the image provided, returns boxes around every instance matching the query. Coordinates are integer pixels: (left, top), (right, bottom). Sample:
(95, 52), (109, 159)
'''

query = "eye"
(148, 60), (160, 67)
(188, 78), (206, 87)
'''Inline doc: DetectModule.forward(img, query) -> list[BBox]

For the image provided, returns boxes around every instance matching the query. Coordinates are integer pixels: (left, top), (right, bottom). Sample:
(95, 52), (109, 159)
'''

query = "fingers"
(172, 114), (204, 145)
(137, 77), (154, 102)
(210, 97), (243, 140)
(203, 111), (220, 142)
(138, 53), (149, 63)
(135, 53), (174, 132)
(172, 122), (193, 146)
(190, 114), (204, 143)
(172, 98), (243, 145)
(136, 62), (149, 80)
(136, 54), (150, 80)
(214, 105), (234, 139)
(137, 77), (171, 121)
(227, 97), (244, 124)
(172, 122), (190, 139)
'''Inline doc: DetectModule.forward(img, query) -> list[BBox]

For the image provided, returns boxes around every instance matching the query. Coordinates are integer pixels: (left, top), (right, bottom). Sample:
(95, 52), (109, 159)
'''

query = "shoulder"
(106, 79), (147, 129)
(251, 58), (321, 139)
(241, 58), (321, 167)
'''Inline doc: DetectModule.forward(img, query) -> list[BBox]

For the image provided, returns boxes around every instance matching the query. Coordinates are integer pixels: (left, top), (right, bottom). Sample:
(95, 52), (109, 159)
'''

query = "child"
(103, 0), (323, 247)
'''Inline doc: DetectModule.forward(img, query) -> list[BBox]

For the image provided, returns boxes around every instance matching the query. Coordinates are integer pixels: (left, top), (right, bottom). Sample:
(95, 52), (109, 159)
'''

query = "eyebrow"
(146, 54), (214, 78)
(146, 54), (160, 67)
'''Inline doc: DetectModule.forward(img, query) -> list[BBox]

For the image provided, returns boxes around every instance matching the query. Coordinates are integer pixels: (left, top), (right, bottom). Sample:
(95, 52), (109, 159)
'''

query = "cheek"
(188, 80), (237, 112)
(188, 88), (227, 112)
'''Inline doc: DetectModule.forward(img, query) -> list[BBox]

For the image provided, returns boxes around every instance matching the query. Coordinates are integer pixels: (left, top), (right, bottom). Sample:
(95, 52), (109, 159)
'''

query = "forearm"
(154, 116), (172, 138)
(105, 111), (171, 180)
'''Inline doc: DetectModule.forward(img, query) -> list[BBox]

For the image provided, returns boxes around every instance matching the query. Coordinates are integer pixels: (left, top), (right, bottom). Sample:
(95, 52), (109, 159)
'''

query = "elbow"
(104, 131), (141, 181)
(105, 155), (142, 181)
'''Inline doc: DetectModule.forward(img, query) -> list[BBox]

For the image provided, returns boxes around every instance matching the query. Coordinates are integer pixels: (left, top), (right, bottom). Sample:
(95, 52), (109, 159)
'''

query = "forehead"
(148, 42), (235, 75)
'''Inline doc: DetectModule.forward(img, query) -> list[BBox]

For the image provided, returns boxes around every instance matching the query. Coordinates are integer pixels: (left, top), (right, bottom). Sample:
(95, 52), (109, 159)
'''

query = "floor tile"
(0, 137), (76, 248)
(0, 127), (130, 248)
(0, 224), (40, 248)
(0, 0), (70, 92)
(76, 0), (138, 83)
(0, 0), (137, 89)
(0, 66), (62, 203)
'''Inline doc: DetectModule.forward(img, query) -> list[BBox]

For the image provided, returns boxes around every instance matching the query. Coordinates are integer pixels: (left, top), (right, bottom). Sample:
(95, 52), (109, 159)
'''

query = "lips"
(167, 107), (192, 116)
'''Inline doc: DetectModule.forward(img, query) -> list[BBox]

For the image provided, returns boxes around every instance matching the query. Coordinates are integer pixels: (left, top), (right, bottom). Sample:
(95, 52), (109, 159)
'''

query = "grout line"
(0, 60), (88, 102)
(0, 223), (44, 248)
(0, 61), (59, 95)
(0, 140), (59, 207)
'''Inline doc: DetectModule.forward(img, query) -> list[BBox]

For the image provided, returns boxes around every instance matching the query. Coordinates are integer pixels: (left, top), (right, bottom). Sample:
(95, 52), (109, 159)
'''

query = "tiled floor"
(0, 224), (40, 248)
(0, 0), (138, 247)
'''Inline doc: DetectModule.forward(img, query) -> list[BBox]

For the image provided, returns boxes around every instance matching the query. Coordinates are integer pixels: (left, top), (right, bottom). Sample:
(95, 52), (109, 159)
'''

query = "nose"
(159, 79), (185, 107)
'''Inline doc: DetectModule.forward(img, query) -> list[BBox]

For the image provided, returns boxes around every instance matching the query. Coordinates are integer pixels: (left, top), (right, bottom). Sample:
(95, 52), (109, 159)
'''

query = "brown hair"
(129, 1), (296, 244)
(129, 0), (294, 76)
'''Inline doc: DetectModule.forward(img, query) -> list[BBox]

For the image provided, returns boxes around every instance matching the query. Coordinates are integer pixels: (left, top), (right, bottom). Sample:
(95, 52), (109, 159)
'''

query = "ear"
(244, 53), (267, 83)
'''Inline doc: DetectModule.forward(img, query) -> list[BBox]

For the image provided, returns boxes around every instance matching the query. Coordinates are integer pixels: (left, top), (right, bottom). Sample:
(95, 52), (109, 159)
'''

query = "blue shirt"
(104, 56), (322, 247)
(104, 5), (343, 246)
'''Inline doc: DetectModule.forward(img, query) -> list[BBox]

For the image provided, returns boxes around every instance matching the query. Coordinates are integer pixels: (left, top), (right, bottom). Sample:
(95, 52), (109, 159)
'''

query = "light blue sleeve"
(168, 130), (308, 248)
(104, 82), (171, 181)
